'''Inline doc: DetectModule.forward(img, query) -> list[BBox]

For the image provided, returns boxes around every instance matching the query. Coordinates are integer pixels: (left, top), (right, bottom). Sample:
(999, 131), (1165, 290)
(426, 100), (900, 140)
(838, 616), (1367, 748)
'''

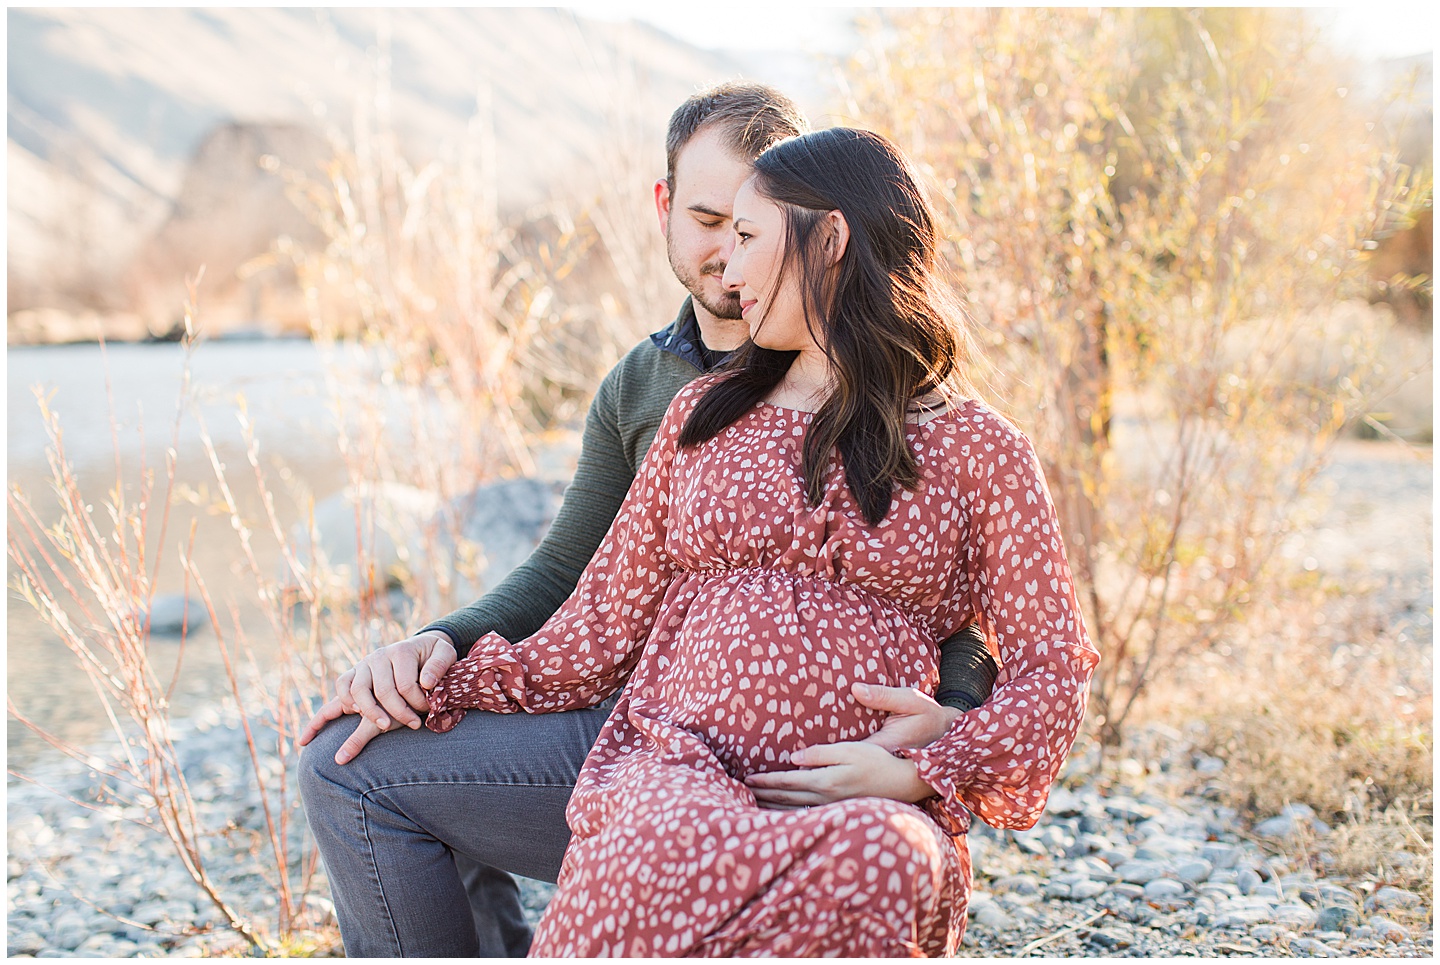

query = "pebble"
(1199, 841), (1240, 869)
(1316, 904), (1360, 931)
(1143, 878), (1187, 900)
(1369, 916), (1410, 942)
(1113, 859), (1169, 884)
(1318, 882), (1362, 908)
(1089, 927), (1133, 949)
(971, 904), (1016, 930)
(1251, 924), (1294, 944)
(1290, 936), (1342, 957)
(992, 873), (1041, 895)
(1368, 886), (1423, 913)
(1272, 902), (1319, 930)
(1172, 857), (1212, 884)
(1254, 803), (1331, 839)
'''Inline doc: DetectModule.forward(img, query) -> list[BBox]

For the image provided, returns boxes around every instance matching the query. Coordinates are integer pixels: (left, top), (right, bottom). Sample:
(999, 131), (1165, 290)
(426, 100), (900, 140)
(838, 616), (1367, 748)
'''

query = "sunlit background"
(6, 5), (1434, 955)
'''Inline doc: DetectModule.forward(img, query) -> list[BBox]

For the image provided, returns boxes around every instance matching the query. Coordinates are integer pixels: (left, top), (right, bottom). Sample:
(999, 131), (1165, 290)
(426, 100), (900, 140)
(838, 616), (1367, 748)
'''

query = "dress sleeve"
(899, 411), (1100, 835)
(423, 385), (700, 730)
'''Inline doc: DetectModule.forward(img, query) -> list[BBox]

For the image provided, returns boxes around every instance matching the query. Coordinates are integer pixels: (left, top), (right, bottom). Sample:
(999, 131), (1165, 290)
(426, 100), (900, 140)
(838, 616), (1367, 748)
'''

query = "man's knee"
(298, 718), (360, 811)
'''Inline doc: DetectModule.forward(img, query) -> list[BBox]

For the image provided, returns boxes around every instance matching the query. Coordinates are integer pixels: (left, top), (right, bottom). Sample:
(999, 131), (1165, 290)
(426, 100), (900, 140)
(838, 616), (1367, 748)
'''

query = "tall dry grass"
(7, 43), (675, 951)
(841, 4), (1433, 897)
(7, 291), (330, 951)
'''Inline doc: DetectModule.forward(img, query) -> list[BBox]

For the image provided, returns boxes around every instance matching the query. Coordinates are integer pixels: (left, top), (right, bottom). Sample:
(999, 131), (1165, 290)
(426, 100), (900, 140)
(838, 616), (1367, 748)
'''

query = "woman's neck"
(766, 347), (833, 412)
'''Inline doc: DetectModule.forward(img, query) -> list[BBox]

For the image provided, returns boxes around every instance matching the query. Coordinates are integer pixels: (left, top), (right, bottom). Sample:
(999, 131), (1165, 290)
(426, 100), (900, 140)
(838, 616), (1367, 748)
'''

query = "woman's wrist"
(890, 755), (938, 803)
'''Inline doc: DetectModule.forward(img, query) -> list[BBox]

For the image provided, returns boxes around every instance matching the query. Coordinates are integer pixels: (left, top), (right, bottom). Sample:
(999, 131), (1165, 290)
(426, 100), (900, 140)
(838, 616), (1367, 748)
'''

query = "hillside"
(6, 7), (826, 339)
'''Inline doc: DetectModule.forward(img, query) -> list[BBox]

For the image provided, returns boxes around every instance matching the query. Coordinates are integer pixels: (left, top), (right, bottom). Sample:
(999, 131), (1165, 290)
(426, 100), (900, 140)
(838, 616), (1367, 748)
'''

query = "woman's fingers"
(748, 784), (828, 808)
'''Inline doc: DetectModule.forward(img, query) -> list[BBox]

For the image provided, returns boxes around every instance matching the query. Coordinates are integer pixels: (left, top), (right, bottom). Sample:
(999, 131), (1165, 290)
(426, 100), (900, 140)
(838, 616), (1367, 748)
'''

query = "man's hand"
(300, 695), (391, 765)
(745, 741), (934, 809)
(744, 682), (961, 809)
(297, 629), (459, 764)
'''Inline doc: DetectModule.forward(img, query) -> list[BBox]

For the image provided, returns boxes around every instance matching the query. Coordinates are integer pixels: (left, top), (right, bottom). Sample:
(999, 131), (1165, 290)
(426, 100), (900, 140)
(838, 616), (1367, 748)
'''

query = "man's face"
(655, 127), (753, 322)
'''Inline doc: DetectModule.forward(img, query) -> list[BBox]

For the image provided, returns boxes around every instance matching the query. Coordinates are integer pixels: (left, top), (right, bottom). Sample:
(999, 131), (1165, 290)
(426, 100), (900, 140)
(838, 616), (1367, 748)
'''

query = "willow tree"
(842, 7), (1429, 746)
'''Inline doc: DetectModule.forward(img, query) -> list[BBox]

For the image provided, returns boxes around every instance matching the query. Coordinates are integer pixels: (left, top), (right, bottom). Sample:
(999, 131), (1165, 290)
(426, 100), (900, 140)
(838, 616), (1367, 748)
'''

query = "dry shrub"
(1136, 566), (1432, 897)
(843, 6), (1431, 747)
(272, 49), (663, 620)
(6, 295), (345, 952)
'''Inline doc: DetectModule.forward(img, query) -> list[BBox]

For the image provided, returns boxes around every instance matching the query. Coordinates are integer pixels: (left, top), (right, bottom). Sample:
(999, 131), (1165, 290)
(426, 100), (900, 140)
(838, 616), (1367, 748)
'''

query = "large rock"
(287, 483), (442, 598)
(431, 477), (563, 603)
(134, 594), (208, 636)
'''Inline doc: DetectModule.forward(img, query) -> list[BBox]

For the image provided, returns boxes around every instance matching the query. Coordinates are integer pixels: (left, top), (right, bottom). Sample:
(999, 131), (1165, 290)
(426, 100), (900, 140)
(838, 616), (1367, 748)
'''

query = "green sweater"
(423, 300), (997, 712)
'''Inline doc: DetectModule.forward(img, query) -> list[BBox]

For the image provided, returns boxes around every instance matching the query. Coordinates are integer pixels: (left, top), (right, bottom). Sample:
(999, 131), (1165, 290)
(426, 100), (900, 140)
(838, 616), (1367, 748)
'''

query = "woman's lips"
(740, 299), (757, 317)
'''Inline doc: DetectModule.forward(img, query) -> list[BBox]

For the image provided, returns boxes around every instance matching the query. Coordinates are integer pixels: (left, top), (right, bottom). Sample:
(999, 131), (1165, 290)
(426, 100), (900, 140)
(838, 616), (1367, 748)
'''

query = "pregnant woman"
(421, 128), (1096, 956)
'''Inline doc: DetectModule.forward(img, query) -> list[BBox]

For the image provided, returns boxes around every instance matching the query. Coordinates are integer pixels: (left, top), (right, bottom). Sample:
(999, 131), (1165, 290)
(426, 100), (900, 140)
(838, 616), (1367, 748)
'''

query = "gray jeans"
(298, 699), (613, 956)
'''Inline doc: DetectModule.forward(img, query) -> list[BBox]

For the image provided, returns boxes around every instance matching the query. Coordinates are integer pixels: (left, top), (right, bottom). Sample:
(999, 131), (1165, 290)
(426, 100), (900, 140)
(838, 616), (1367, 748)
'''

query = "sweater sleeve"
(422, 386), (698, 728)
(420, 365), (635, 656)
(900, 412), (1099, 835)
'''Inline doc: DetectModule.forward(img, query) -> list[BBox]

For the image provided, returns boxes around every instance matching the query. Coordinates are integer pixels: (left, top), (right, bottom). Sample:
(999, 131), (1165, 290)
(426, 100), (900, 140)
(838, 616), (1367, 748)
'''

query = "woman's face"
(722, 177), (818, 354)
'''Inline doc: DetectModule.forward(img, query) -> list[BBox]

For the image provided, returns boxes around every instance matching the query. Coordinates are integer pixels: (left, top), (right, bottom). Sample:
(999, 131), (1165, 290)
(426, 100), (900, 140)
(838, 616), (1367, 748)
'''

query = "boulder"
(430, 477), (563, 603)
(288, 483), (442, 597)
(134, 594), (208, 636)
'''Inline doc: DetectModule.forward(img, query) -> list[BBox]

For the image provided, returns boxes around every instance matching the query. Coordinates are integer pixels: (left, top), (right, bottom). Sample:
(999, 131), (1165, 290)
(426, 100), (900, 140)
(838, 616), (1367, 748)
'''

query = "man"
(299, 82), (997, 957)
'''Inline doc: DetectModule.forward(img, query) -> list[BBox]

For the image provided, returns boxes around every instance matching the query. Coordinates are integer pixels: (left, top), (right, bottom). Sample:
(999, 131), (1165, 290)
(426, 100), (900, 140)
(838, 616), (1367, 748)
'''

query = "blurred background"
(5, 5), (1434, 953)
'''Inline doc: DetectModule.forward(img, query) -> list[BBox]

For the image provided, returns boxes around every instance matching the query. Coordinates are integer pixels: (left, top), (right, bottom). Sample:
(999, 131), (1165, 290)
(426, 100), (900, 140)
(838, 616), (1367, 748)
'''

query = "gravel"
(9, 714), (1430, 959)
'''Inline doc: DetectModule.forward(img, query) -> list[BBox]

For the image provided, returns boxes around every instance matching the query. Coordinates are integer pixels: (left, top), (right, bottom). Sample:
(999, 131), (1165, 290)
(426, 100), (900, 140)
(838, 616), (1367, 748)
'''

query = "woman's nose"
(721, 254), (742, 291)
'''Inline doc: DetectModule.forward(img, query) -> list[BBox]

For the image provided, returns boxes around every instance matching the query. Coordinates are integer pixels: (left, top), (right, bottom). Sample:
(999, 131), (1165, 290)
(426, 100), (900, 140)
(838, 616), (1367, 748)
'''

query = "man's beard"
(668, 239), (743, 321)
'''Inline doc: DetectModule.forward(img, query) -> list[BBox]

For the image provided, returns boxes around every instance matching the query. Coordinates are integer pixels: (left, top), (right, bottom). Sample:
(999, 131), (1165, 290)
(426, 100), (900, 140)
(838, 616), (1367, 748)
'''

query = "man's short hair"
(665, 81), (809, 189)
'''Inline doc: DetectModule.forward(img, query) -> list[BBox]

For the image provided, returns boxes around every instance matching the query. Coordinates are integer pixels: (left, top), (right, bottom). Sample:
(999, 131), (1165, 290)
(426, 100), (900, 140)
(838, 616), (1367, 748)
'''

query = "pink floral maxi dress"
(425, 381), (1099, 957)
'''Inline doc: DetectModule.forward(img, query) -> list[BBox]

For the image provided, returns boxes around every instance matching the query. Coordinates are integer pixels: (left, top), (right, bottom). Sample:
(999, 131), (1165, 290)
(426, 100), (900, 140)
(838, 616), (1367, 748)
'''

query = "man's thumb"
(419, 654), (450, 690)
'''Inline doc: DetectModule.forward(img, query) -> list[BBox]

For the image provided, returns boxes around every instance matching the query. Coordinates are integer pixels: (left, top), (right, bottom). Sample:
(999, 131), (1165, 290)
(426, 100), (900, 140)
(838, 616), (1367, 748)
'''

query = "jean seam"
(358, 797), (407, 955)
(360, 778), (577, 794)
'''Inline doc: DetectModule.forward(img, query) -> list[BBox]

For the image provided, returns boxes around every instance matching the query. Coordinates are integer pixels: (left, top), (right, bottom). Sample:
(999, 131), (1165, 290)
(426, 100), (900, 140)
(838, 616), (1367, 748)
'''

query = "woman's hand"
(745, 741), (934, 809)
(850, 682), (960, 751)
(744, 682), (956, 809)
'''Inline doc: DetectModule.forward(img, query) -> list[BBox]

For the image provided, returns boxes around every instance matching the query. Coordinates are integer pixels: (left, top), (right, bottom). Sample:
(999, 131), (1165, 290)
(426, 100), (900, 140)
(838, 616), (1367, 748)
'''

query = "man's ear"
(822, 209), (850, 265)
(654, 178), (672, 237)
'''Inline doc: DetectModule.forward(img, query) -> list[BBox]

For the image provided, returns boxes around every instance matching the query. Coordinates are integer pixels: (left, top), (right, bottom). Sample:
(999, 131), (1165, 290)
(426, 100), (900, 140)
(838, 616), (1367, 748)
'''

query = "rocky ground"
(8, 713), (1431, 958)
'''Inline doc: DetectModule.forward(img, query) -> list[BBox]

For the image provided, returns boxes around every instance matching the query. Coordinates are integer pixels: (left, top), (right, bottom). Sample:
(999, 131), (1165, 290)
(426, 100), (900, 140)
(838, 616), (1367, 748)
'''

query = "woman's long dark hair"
(678, 127), (969, 526)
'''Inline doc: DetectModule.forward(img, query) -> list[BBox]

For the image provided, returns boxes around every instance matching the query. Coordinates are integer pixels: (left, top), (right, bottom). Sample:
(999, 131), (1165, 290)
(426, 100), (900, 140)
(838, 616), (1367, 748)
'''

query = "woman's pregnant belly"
(622, 567), (940, 782)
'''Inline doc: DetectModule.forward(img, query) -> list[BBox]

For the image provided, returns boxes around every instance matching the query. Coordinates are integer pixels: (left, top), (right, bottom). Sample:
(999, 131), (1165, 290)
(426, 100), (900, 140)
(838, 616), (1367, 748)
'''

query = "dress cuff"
(423, 682), (467, 733)
(900, 746), (972, 837)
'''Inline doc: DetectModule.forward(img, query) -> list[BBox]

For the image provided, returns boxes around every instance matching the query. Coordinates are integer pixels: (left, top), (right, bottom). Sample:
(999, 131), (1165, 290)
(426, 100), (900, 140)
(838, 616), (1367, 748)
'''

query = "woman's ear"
(822, 209), (850, 265)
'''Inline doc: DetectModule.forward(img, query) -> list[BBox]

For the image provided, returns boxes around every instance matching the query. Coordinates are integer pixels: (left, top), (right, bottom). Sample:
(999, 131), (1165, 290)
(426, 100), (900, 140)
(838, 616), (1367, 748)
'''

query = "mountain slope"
(6, 7), (776, 331)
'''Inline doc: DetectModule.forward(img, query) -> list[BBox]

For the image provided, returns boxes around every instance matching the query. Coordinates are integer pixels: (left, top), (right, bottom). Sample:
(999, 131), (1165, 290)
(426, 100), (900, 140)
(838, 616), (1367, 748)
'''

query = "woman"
(422, 128), (1097, 956)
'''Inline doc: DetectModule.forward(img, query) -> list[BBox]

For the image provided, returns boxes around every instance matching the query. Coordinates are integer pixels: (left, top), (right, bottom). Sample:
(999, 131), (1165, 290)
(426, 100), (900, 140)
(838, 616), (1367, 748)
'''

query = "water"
(7, 340), (356, 768)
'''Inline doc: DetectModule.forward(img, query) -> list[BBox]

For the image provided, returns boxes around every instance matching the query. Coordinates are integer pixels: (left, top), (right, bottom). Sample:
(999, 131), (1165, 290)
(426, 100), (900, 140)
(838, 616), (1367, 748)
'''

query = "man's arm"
(934, 623), (998, 712)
